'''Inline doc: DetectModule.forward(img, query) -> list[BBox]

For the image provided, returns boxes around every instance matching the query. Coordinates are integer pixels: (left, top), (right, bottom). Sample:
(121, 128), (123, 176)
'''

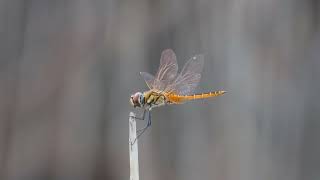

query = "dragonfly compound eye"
(130, 92), (142, 108)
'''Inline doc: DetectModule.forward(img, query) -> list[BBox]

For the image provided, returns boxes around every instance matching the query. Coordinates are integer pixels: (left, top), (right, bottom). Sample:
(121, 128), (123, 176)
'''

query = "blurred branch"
(129, 112), (139, 180)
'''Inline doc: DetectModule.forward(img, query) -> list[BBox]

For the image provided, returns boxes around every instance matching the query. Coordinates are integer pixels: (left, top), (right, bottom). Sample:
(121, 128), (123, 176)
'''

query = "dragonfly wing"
(140, 72), (156, 89)
(140, 71), (166, 90)
(166, 54), (204, 95)
(154, 49), (178, 90)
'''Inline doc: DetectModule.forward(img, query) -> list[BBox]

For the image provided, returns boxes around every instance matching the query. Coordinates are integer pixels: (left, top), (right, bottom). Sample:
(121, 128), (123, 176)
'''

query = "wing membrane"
(165, 54), (204, 95)
(154, 49), (178, 90)
(140, 72), (156, 89)
(141, 49), (178, 90)
(140, 72), (166, 90)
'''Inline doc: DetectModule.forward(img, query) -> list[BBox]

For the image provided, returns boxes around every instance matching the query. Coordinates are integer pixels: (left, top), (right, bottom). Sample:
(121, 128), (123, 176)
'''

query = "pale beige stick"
(129, 112), (139, 180)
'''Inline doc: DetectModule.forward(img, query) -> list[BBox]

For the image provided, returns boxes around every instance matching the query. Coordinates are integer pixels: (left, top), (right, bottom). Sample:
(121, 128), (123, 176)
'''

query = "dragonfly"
(130, 49), (226, 143)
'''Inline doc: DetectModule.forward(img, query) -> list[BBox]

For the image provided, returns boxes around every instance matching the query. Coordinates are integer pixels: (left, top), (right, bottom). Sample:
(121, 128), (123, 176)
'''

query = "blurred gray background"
(0, 0), (319, 180)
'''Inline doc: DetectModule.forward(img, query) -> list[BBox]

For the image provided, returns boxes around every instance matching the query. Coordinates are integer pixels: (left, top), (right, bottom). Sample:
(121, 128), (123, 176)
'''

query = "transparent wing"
(140, 49), (178, 90)
(140, 71), (165, 90)
(153, 49), (178, 90)
(165, 54), (204, 95)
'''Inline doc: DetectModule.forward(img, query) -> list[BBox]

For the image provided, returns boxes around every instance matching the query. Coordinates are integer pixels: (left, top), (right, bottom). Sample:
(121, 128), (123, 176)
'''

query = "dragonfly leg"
(137, 110), (151, 133)
(131, 111), (152, 145)
(130, 109), (146, 121)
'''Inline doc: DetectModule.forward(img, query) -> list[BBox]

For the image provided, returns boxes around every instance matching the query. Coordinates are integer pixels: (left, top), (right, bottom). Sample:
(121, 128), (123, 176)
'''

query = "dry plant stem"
(129, 112), (140, 180)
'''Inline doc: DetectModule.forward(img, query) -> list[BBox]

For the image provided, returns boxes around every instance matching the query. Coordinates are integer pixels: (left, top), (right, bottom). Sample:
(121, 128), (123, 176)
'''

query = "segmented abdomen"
(167, 91), (226, 104)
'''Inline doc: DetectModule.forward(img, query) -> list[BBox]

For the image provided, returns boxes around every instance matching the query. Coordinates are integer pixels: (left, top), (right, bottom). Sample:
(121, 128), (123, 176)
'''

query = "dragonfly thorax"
(130, 90), (168, 110)
(142, 90), (167, 110)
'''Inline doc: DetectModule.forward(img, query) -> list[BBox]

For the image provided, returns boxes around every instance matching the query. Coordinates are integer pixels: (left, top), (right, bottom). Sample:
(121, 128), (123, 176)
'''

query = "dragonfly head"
(130, 92), (144, 108)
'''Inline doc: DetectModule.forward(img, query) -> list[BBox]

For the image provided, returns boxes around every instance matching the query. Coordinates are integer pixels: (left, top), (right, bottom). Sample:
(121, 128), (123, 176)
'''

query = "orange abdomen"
(167, 91), (226, 104)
